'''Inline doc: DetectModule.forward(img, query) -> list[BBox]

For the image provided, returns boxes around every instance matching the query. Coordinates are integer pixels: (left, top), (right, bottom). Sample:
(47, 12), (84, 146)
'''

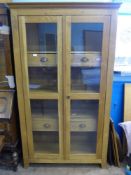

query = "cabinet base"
(23, 158), (103, 167)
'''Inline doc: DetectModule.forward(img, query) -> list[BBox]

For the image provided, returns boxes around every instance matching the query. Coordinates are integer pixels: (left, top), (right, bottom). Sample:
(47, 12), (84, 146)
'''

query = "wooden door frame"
(18, 15), (64, 160)
(63, 15), (110, 160)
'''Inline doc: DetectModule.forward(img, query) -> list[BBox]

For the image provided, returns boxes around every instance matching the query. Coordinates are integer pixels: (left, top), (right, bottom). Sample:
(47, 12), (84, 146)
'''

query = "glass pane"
(71, 67), (100, 92)
(31, 100), (59, 154)
(71, 23), (103, 52)
(28, 67), (57, 92)
(71, 23), (103, 93)
(26, 23), (58, 92)
(70, 100), (98, 154)
(26, 23), (57, 52)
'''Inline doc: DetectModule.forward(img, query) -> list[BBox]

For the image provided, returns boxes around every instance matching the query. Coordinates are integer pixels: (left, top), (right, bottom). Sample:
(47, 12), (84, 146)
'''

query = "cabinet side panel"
(10, 10), (29, 167)
(101, 10), (118, 167)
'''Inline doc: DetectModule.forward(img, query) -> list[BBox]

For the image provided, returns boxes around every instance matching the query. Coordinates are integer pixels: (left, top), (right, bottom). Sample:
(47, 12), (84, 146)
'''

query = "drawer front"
(71, 119), (97, 132)
(32, 118), (96, 132)
(32, 118), (58, 131)
(28, 53), (57, 67)
(71, 52), (101, 67)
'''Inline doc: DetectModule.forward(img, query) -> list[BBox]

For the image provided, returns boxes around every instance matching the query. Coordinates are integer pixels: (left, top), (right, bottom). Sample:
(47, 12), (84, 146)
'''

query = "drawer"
(71, 119), (97, 132)
(71, 52), (101, 67)
(32, 117), (96, 132)
(32, 118), (58, 131)
(28, 53), (57, 67)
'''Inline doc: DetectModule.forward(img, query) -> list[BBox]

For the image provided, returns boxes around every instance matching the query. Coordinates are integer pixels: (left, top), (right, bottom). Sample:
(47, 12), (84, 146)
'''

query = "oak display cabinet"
(9, 2), (121, 167)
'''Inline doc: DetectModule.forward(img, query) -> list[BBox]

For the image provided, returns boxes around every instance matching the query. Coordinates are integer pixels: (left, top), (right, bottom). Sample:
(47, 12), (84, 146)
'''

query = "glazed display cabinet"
(9, 2), (121, 167)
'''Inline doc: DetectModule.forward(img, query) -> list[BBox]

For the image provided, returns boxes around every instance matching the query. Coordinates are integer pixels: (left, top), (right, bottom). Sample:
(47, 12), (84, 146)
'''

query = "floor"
(0, 164), (125, 175)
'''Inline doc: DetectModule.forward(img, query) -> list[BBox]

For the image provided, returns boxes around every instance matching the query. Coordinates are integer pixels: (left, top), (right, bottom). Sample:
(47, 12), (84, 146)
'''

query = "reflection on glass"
(28, 67), (57, 92)
(26, 23), (57, 52)
(71, 67), (100, 92)
(26, 23), (58, 92)
(71, 23), (103, 93)
(71, 23), (103, 52)
(70, 100), (98, 154)
(31, 100), (59, 154)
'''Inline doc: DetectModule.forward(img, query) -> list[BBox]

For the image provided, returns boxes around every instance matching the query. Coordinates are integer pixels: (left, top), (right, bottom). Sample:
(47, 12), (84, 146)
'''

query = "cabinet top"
(8, 2), (121, 9)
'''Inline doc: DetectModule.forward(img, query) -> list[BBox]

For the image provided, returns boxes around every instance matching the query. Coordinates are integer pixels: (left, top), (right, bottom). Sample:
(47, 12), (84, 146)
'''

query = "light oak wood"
(57, 16), (64, 159)
(18, 15), (63, 160)
(30, 156), (101, 164)
(101, 11), (118, 168)
(65, 15), (110, 162)
(14, 9), (117, 17)
(64, 16), (71, 159)
(124, 84), (131, 121)
(29, 92), (58, 99)
(28, 53), (57, 67)
(71, 52), (101, 67)
(9, 2), (121, 167)
(96, 16), (110, 159)
(32, 117), (97, 132)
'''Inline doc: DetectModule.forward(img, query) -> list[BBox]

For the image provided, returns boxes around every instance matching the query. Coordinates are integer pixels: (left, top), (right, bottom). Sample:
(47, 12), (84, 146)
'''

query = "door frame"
(18, 15), (64, 159)
(63, 15), (110, 160)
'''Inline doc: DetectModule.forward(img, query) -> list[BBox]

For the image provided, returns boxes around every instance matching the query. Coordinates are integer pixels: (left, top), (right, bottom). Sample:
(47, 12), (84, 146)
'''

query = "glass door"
(18, 16), (63, 159)
(65, 16), (110, 159)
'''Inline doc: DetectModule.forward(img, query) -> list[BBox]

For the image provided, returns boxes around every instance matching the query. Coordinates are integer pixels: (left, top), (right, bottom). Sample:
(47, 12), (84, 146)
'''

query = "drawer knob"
(81, 57), (89, 63)
(43, 123), (50, 128)
(40, 57), (48, 63)
(79, 123), (86, 128)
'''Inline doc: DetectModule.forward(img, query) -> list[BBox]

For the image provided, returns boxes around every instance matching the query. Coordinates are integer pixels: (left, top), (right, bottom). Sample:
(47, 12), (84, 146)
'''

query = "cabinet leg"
(101, 160), (108, 169)
(23, 159), (29, 168)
